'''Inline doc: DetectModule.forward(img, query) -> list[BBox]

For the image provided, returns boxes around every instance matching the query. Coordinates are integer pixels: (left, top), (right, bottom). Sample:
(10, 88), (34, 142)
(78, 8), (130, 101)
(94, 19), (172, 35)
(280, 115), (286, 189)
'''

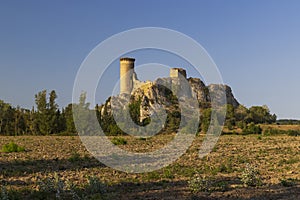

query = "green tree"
(34, 90), (49, 135)
(63, 104), (76, 134)
(34, 90), (64, 135)
(0, 100), (8, 134)
(48, 90), (59, 133)
(0, 100), (15, 135)
(27, 107), (36, 134)
(234, 105), (249, 122)
(73, 92), (98, 135)
(248, 105), (276, 124)
(13, 106), (28, 135)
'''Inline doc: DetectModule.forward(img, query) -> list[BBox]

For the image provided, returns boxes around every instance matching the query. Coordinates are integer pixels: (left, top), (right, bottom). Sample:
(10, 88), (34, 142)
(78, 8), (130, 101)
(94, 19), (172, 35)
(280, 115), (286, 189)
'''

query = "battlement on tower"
(120, 57), (135, 62)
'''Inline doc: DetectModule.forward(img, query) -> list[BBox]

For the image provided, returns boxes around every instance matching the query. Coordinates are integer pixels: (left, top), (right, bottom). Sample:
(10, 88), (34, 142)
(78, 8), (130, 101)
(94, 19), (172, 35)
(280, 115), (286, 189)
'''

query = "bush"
(240, 163), (262, 187)
(1, 142), (25, 153)
(287, 130), (300, 136)
(263, 128), (283, 135)
(280, 178), (298, 187)
(237, 121), (246, 129)
(188, 173), (228, 193)
(242, 123), (262, 135)
(38, 173), (65, 199)
(111, 137), (127, 145)
(68, 152), (81, 162)
(37, 172), (80, 199)
(86, 176), (106, 194)
(1, 185), (9, 200)
(257, 135), (262, 140)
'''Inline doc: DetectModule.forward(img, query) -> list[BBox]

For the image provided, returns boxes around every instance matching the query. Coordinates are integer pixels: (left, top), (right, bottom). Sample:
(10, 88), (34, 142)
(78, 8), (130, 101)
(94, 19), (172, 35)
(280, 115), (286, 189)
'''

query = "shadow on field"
(0, 156), (105, 177)
(109, 179), (188, 200)
(0, 173), (299, 200)
(107, 179), (300, 200)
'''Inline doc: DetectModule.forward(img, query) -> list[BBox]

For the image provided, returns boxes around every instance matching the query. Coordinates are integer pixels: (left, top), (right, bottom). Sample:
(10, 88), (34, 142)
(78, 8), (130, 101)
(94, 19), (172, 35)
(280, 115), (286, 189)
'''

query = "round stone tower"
(120, 57), (135, 94)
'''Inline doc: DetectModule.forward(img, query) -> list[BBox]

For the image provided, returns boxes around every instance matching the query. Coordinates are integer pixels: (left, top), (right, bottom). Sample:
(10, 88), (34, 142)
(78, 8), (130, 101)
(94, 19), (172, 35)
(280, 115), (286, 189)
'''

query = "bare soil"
(0, 132), (299, 199)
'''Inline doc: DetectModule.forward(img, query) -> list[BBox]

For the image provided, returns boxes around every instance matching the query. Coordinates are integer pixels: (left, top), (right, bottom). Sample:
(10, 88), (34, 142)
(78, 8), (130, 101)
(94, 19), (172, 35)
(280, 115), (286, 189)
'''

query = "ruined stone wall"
(169, 68), (187, 79)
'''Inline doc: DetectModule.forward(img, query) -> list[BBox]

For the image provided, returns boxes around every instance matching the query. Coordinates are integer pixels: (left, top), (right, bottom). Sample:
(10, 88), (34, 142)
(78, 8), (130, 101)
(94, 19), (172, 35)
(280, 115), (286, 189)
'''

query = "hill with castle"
(97, 58), (276, 136)
(117, 57), (239, 107)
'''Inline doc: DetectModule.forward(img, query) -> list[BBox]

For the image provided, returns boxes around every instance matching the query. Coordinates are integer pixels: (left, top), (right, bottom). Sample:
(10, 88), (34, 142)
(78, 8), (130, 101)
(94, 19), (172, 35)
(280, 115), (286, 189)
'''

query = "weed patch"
(111, 137), (127, 145)
(280, 178), (298, 187)
(188, 173), (228, 193)
(68, 152), (81, 162)
(240, 163), (262, 187)
(1, 142), (25, 153)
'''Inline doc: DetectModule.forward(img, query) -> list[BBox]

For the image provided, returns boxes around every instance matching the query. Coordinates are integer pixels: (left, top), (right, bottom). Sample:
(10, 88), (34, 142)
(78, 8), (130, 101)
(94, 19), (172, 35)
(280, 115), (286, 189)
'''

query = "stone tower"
(170, 68), (187, 79)
(120, 57), (135, 94)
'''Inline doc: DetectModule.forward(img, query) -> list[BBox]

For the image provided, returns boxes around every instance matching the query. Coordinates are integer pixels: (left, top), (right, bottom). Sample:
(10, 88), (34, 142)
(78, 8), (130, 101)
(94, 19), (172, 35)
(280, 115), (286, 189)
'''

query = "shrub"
(242, 123), (262, 135)
(218, 162), (234, 173)
(240, 163), (262, 187)
(237, 121), (246, 129)
(138, 137), (147, 141)
(1, 142), (25, 153)
(1, 185), (9, 200)
(188, 173), (228, 193)
(86, 176), (106, 194)
(68, 152), (81, 162)
(38, 172), (65, 199)
(287, 130), (300, 136)
(111, 137), (127, 145)
(257, 136), (262, 140)
(280, 178), (298, 187)
(37, 172), (81, 199)
(162, 168), (175, 179)
(188, 175), (211, 193)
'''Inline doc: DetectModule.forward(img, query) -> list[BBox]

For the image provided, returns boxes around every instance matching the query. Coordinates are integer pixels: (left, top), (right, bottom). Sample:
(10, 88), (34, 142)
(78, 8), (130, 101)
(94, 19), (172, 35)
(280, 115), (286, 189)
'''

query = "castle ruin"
(119, 57), (186, 94)
(169, 68), (187, 79)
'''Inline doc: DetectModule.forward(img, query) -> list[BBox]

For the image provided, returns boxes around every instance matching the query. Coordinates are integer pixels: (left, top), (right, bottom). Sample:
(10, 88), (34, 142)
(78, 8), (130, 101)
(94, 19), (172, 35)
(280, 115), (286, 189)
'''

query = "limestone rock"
(188, 78), (209, 103)
(207, 84), (239, 108)
(100, 76), (240, 123)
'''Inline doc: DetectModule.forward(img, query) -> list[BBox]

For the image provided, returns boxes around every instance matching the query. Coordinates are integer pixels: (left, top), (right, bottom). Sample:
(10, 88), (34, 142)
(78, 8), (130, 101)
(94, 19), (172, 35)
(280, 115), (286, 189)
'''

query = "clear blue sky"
(0, 0), (300, 119)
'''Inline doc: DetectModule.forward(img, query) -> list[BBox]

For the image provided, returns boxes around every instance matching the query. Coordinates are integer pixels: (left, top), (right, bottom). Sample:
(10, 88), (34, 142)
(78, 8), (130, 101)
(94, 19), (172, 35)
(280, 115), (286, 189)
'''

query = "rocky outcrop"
(100, 76), (239, 123)
(188, 78), (209, 103)
(207, 84), (239, 108)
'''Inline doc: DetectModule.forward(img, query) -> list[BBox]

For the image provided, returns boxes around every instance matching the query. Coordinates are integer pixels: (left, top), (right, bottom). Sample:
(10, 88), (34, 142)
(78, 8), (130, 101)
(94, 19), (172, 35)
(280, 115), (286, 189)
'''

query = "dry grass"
(0, 132), (299, 199)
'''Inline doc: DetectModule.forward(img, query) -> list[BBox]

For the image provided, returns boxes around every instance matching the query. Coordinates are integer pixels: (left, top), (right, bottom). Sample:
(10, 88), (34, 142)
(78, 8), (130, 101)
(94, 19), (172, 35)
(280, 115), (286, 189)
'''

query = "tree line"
(0, 90), (76, 135)
(0, 90), (277, 136)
